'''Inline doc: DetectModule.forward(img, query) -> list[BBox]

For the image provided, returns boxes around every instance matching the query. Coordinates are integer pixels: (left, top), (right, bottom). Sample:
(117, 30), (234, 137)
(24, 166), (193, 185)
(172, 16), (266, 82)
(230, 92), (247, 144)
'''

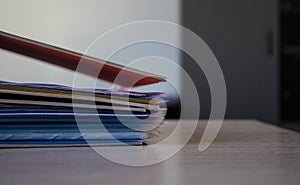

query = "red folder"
(0, 31), (166, 87)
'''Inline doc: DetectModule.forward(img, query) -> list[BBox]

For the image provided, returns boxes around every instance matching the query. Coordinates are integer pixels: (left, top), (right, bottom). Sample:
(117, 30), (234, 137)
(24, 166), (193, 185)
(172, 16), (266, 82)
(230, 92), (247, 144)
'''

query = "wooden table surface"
(0, 120), (300, 185)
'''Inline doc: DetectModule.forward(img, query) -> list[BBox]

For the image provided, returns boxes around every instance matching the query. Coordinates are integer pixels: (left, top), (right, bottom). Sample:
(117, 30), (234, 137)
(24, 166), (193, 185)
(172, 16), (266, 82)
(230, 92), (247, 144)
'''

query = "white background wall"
(0, 0), (181, 94)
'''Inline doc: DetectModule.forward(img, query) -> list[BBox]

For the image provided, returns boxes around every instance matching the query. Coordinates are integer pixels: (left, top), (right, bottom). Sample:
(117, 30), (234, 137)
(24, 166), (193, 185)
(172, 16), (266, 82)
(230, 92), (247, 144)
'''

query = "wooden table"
(0, 120), (300, 185)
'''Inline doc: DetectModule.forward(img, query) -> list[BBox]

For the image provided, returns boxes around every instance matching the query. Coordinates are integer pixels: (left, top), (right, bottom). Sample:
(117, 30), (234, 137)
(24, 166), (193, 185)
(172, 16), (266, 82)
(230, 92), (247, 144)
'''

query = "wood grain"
(0, 120), (299, 185)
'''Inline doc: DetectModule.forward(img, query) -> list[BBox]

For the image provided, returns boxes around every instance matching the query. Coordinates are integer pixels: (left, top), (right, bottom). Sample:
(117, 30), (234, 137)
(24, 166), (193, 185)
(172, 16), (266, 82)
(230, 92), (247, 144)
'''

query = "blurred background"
(1, 0), (299, 131)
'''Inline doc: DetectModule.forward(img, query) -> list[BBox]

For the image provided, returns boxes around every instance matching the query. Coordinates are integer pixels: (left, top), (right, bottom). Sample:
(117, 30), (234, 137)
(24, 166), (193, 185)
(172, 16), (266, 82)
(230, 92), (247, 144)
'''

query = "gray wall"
(182, 0), (279, 123)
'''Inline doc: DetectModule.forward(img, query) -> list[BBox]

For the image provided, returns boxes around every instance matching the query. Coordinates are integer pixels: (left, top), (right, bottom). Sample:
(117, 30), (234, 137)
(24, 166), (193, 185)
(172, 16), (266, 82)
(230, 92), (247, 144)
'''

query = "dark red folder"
(0, 31), (165, 87)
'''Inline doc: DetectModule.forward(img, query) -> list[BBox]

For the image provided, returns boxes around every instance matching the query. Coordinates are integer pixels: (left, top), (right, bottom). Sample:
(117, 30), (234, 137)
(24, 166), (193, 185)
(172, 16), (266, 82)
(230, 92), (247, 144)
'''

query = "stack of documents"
(0, 80), (166, 147)
(0, 31), (168, 147)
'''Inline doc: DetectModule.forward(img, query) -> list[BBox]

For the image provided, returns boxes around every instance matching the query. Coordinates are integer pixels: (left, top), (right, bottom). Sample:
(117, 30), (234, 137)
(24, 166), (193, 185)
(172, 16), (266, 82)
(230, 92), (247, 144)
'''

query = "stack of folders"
(0, 80), (166, 147)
